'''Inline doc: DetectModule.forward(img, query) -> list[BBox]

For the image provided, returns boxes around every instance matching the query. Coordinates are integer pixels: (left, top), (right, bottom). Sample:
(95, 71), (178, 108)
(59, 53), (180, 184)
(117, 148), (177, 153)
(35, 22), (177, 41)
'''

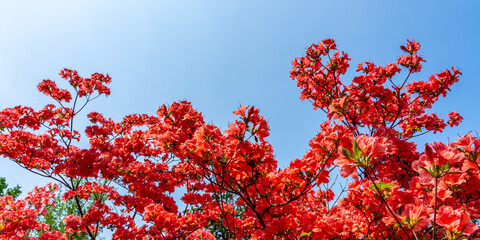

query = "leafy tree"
(0, 177), (21, 199)
(0, 178), (97, 239)
(34, 181), (104, 240)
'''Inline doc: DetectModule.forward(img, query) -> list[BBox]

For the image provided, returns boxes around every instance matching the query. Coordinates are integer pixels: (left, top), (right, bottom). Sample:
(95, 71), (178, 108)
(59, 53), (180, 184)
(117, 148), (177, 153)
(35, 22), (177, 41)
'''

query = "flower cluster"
(0, 39), (478, 239)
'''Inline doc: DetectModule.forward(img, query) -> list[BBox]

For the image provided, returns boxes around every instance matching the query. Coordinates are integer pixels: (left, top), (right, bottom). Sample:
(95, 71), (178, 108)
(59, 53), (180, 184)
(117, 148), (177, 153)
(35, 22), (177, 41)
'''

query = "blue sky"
(1, 1), (479, 194)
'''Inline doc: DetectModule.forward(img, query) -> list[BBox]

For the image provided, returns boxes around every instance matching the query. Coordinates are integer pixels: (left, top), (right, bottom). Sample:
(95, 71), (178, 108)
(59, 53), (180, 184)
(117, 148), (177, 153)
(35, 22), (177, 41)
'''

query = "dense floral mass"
(0, 39), (479, 239)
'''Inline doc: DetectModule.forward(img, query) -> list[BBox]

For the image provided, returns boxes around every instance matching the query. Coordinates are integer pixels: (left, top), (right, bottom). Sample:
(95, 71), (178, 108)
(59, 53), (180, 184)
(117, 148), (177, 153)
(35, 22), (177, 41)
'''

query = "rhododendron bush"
(1, 39), (479, 239)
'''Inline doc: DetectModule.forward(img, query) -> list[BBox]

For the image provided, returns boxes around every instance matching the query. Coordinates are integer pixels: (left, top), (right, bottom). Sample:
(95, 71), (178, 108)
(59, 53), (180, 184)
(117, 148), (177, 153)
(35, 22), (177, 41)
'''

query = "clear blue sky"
(1, 1), (479, 194)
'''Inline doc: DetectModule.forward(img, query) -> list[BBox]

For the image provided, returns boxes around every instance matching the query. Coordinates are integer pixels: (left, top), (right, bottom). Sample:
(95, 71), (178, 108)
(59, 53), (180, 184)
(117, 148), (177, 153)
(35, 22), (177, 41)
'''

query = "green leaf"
(441, 162), (450, 173)
(352, 140), (362, 157)
(369, 182), (393, 192)
(341, 147), (354, 159)
(419, 166), (432, 176)
(299, 231), (312, 237)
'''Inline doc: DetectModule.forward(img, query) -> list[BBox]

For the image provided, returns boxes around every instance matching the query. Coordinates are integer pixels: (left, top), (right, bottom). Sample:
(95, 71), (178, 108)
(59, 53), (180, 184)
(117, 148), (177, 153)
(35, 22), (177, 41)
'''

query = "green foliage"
(184, 192), (246, 240)
(352, 140), (362, 157)
(0, 177), (21, 199)
(38, 188), (89, 239)
(299, 231), (312, 238)
(206, 218), (233, 240)
(35, 179), (108, 239)
(341, 147), (354, 160)
(368, 182), (393, 192)
(0, 177), (98, 239)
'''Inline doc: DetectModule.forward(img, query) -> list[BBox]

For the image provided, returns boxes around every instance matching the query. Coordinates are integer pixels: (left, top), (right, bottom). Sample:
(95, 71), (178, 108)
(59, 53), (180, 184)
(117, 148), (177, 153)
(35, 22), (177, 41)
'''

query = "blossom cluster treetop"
(0, 39), (479, 239)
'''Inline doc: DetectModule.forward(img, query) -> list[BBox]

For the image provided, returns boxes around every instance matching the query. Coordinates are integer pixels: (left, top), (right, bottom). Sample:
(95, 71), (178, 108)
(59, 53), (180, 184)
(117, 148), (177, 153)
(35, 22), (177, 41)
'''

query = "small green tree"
(35, 180), (107, 239)
(0, 177), (102, 239)
(0, 177), (21, 199)
(35, 186), (90, 239)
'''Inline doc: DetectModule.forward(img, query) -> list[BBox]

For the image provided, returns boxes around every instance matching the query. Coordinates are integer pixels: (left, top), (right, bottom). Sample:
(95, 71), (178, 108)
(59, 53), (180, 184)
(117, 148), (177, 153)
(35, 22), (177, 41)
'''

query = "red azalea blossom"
(437, 206), (478, 236)
(0, 39), (478, 239)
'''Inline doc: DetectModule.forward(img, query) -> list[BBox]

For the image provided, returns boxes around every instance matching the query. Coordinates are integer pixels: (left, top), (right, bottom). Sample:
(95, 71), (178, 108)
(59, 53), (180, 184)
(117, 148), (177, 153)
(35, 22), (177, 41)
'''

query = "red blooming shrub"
(0, 39), (479, 239)
(0, 184), (62, 239)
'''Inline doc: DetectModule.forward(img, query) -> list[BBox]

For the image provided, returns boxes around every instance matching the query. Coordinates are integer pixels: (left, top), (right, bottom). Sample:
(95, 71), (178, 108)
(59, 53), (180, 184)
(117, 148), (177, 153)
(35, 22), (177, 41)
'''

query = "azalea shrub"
(0, 39), (479, 239)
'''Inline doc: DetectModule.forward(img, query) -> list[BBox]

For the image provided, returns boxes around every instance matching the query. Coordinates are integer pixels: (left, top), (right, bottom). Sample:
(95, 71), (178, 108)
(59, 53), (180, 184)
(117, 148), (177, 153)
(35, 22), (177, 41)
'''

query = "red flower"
(437, 206), (478, 236)
(335, 135), (388, 179)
